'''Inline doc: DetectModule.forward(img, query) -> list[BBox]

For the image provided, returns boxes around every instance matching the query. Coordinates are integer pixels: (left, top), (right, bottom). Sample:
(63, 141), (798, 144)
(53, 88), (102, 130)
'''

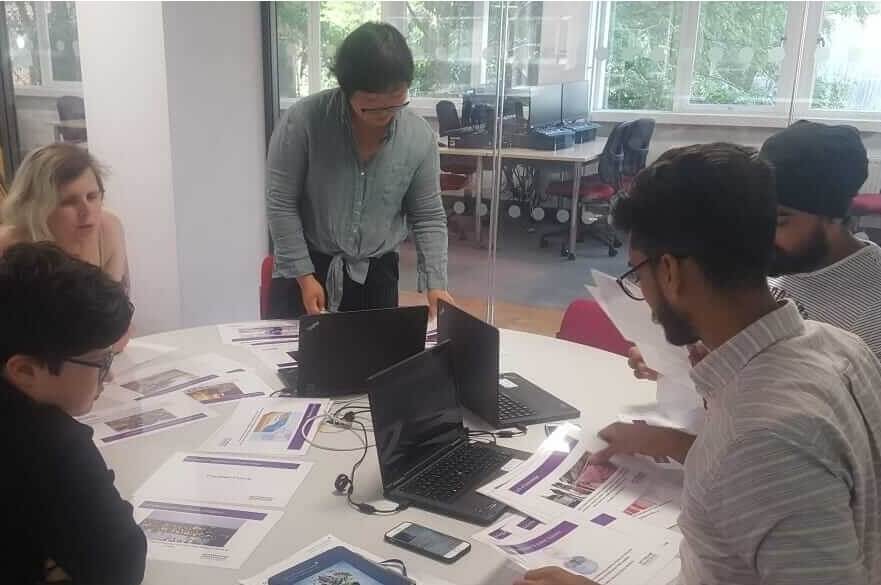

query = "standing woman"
(0, 144), (131, 348)
(266, 22), (452, 318)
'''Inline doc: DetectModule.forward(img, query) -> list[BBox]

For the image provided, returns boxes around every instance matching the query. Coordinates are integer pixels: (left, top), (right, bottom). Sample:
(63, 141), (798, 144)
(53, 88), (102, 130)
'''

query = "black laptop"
(366, 341), (529, 525)
(279, 306), (428, 397)
(437, 301), (579, 428)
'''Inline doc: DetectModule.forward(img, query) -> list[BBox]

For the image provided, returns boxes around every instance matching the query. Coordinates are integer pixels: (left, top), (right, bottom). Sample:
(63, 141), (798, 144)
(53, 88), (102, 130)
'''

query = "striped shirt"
(679, 301), (881, 585)
(768, 240), (881, 361)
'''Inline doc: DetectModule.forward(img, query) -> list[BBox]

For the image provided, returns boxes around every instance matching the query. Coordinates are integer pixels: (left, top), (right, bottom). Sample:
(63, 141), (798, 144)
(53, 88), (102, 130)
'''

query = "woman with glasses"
(266, 22), (452, 319)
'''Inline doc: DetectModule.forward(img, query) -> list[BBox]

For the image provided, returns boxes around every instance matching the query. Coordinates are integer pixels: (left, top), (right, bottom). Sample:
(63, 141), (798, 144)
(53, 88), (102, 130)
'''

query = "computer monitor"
(562, 80), (589, 123)
(528, 84), (562, 129)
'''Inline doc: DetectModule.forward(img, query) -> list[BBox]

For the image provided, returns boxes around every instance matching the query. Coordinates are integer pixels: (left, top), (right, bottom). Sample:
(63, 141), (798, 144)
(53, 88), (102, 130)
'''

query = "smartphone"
(384, 522), (471, 564)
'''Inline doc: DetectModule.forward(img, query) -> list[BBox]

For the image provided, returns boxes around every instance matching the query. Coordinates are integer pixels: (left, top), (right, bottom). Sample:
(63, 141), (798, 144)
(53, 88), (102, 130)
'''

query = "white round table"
(102, 326), (656, 585)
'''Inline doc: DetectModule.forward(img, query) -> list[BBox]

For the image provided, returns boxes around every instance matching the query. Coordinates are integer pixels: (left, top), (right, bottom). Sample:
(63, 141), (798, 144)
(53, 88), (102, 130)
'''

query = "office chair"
(260, 255), (274, 319)
(557, 298), (632, 357)
(540, 118), (655, 257)
(56, 96), (88, 143)
(437, 100), (478, 176)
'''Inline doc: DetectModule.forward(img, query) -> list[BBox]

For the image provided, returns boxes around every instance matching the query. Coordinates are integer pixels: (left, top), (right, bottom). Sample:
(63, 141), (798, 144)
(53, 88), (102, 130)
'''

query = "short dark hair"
(0, 242), (133, 373)
(613, 143), (776, 290)
(331, 22), (414, 96)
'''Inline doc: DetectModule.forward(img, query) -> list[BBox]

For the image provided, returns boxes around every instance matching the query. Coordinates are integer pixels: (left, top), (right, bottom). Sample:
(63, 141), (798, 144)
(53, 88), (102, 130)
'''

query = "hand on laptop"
(297, 274), (326, 315)
(590, 422), (695, 465)
(514, 567), (598, 585)
(427, 288), (455, 320)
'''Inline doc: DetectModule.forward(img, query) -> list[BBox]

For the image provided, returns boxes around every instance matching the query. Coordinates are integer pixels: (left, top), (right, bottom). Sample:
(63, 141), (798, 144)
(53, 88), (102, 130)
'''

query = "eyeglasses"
(616, 258), (653, 301)
(360, 101), (410, 114)
(66, 351), (115, 384)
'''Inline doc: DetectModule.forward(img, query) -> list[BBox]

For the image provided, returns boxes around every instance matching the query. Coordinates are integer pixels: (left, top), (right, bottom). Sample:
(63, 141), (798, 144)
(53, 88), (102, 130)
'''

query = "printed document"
(105, 354), (246, 401)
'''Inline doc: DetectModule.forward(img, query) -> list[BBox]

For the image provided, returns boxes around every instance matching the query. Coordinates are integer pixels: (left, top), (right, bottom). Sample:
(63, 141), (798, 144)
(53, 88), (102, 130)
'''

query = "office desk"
(48, 118), (87, 142)
(100, 325), (663, 585)
(439, 139), (606, 259)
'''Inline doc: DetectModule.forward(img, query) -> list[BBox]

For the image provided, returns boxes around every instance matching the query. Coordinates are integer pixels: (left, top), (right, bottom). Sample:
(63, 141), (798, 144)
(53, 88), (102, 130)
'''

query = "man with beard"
(515, 143), (881, 585)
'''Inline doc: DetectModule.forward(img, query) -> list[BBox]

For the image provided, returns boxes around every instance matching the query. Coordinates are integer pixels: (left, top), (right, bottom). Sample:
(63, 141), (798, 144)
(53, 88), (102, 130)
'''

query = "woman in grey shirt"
(266, 22), (452, 318)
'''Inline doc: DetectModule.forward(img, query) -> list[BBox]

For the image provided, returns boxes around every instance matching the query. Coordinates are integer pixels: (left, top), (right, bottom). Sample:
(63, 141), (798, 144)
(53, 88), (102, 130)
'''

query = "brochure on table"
(241, 535), (454, 585)
(179, 371), (272, 405)
(105, 354), (247, 402)
(110, 340), (177, 377)
(202, 397), (329, 457)
(218, 320), (300, 346)
(479, 423), (682, 529)
(476, 512), (680, 585)
(135, 451), (313, 509)
(79, 393), (217, 447)
(133, 498), (282, 569)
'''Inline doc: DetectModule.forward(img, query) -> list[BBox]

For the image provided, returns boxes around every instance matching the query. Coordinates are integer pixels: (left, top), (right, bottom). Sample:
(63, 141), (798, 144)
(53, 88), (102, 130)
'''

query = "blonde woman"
(0, 144), (129, 288)
(0, 144), (131, 350)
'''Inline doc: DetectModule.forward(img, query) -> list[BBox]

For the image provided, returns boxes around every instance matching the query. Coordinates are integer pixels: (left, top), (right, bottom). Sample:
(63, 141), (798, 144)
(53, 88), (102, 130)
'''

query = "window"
(405, 1), (477, 97)
(602, 2), (681, 111)
(5, 1), (81, 88)
(486, 1), (544, 88)
(690, 2), (788, 107)
(809, 1), (881, 112)
(319, 1), (380, 90)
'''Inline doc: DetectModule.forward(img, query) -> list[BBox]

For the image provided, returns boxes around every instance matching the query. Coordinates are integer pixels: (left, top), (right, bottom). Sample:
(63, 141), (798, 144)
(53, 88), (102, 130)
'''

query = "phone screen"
(389, 524), (467, 558)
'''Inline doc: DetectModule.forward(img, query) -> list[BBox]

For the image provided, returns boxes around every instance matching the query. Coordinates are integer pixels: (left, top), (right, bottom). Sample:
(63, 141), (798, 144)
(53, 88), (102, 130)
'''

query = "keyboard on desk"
(498, 391), (536, 422)
(404, 443), (511, 503)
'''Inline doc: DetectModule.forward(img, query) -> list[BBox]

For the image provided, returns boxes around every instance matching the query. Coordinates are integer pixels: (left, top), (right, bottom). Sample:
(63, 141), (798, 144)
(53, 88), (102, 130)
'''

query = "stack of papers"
(587, 270), (704, 431)
(476, 423), (683, 584)
(217, 320), (301, 373)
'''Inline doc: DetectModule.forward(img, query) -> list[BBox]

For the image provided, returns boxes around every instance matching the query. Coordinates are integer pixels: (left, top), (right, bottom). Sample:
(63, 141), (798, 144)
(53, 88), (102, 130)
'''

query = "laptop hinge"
(387, 436), (470, 491)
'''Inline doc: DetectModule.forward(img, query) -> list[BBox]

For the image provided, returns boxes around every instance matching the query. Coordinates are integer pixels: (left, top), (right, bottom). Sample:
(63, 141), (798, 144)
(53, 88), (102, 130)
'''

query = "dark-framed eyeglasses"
(65, 351), (115, 384)
(360, 101), (410, 114)
(616, 257), (653, 301)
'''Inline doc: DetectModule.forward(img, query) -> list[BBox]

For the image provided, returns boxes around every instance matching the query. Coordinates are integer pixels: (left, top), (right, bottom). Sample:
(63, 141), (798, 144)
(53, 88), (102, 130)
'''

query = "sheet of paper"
(180, 371), (272, 405)
(135, 451), (313, 509)
(105, 354), (247, 402)
(249, 343), (299, 371)
(475, 512), (681, 585)
(479, 423), (682, 529)
(134, 498), (282, 569)
(202, 397), (329, 457)
(110, 341), (177, 377)
(79, 393), (217, 447)
(240, 534), (454, 585)
(218, 320), (300, 346)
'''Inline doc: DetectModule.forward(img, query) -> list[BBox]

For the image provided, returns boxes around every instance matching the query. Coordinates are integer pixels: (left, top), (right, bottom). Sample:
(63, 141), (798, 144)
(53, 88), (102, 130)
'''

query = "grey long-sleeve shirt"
(266, 88), (448, 311)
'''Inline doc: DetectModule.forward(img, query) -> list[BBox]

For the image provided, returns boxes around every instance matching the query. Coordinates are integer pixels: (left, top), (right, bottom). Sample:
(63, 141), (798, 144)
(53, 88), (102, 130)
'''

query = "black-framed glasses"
(616, 258), (653, 301)
(66, 351), (115, 384)
(360, 101), (410, 114)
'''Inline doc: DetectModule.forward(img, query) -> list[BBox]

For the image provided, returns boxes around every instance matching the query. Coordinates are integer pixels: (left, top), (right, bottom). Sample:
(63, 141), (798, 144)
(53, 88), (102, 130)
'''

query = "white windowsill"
(592, 109), (881, 133)
(14, 85), (83, 99)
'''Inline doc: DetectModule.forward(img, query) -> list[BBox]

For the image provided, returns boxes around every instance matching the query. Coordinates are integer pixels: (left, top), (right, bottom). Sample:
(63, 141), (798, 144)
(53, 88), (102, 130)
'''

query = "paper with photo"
(202, 397), (329, 457)
(110, 341), (177, 377)
(241, 534), (454, 585)
(475, 511), (680, 585)
(180, 371), (272, 405)
(479, 423), (682, 529)
(105, 354), (246, 402)
(218, 320), (300, 346)
(134, 498), (282, 569)
(79, 393), (217, 447)
(135, 451), (312, 509)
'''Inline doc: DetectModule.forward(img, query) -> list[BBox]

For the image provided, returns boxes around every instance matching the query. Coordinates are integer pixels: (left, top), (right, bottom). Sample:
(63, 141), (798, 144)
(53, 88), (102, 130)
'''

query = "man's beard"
(653, 296), (700, 347)
(768, 229), (829, 277)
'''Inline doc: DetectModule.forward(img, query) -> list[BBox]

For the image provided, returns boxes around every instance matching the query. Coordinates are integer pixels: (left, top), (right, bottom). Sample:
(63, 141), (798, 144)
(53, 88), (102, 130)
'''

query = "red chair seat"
(440, 173), (469, 191)
(852, 193), (881, 216)
(260, 255), (273, 319)
(557, 298), (632, 357)
(546, 176), (616, 201)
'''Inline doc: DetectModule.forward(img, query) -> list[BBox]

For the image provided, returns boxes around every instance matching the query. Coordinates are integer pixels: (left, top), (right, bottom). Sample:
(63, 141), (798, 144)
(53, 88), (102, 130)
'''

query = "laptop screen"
(367, 342), (465, 488)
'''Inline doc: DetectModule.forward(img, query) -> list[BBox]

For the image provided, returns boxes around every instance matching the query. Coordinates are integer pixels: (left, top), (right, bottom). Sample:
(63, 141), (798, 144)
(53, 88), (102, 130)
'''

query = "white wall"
(77, 1), (182, 334)
(162, 1), (266, 327)
(76, 1), (266, 334)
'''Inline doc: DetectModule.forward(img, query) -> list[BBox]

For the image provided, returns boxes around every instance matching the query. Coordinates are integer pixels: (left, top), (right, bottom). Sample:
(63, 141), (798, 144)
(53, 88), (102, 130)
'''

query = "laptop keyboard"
(405, 444), (511, 502)
(498, 392), (536, 422)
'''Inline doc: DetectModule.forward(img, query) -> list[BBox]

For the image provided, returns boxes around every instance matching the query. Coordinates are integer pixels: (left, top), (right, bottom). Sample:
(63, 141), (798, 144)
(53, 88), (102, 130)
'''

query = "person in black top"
(0, 242), (145, 585)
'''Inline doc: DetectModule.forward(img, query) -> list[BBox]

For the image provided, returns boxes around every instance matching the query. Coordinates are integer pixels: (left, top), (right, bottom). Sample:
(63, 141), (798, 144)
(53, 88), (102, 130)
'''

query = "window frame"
(9, 2), (82, 93)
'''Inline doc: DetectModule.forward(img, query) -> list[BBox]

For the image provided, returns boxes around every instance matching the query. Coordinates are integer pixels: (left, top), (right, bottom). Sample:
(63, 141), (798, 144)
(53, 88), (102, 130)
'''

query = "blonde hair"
(1, 143), (106, 241)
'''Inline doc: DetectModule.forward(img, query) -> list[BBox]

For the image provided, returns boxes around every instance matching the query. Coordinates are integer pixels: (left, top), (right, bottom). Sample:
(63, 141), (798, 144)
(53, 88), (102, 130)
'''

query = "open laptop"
(279, 306), (428, 397)
(366, 341), (528, 525)
(437, 300), (579, 428)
